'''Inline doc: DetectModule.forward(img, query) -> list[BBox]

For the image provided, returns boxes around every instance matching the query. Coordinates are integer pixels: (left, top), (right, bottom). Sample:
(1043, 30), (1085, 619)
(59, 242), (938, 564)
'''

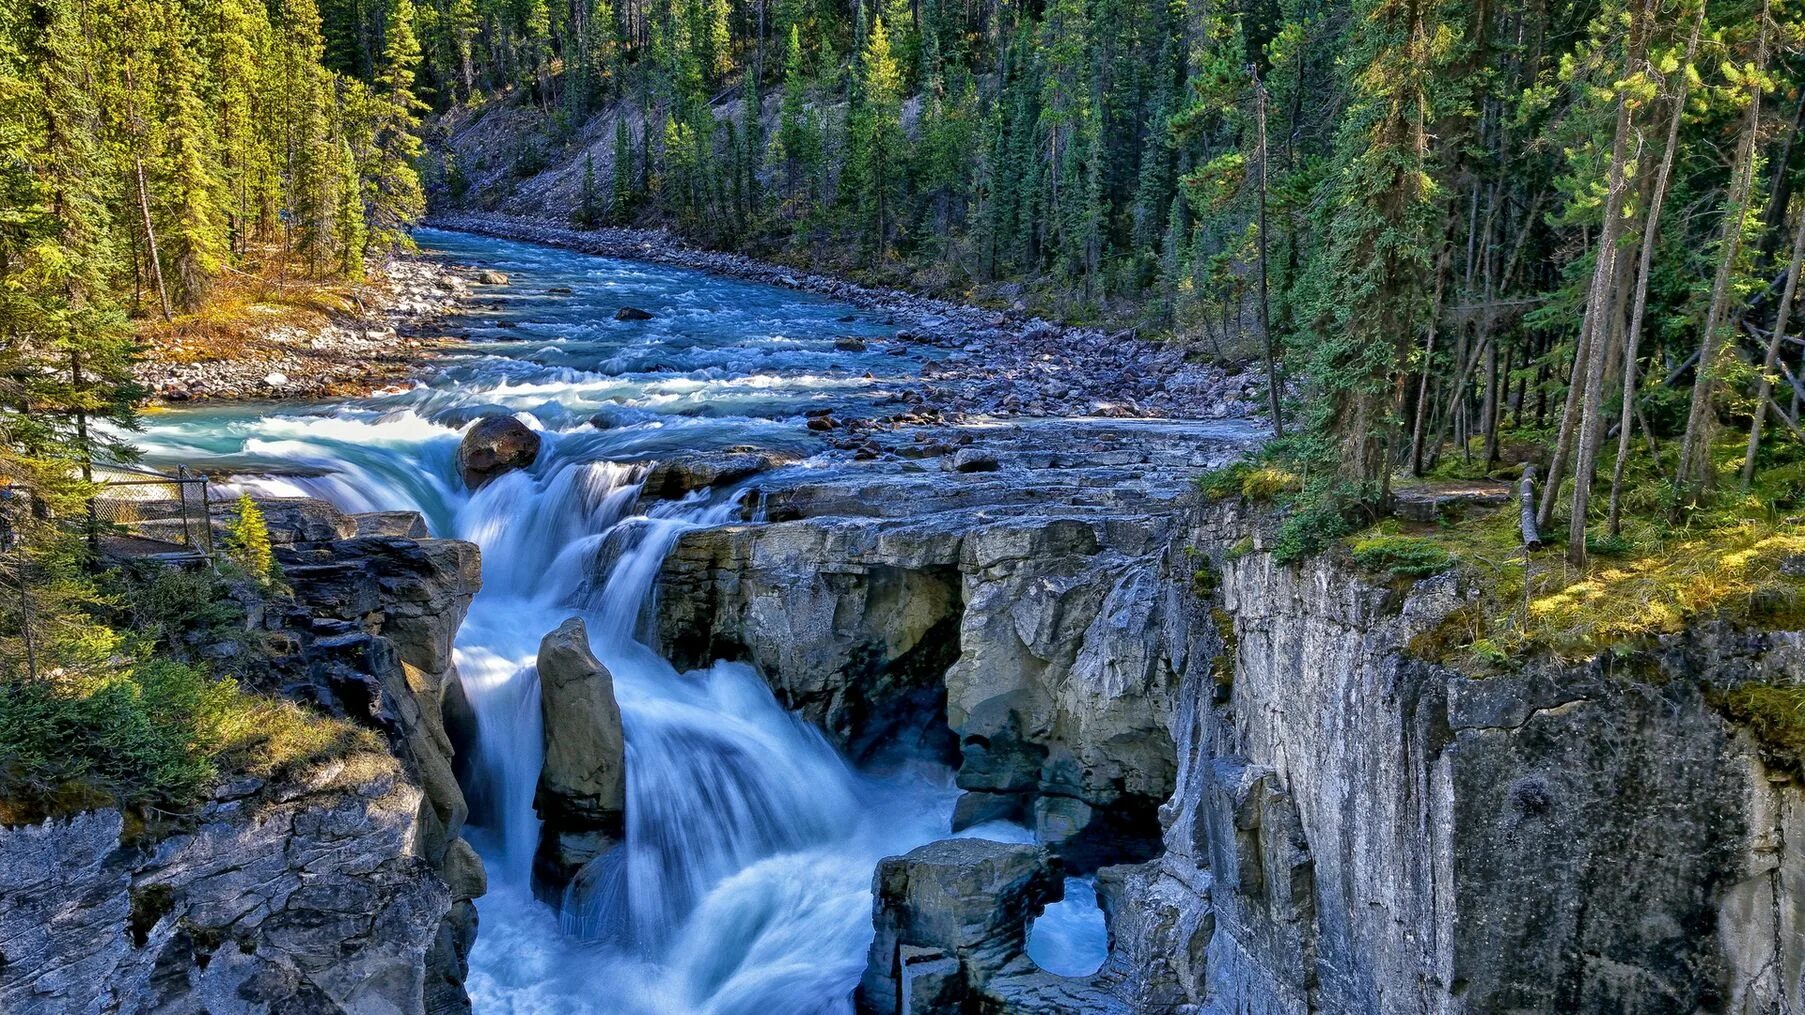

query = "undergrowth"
(0, 563), (372, 821)
(1363, 432), (1805, 668)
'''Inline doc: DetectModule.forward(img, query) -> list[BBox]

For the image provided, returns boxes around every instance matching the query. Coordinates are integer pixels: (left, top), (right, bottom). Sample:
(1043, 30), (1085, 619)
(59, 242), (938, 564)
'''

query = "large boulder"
(457, 415), (541, 490)
(857, 838), (1060, 1015)
(532, 618), (626, 892)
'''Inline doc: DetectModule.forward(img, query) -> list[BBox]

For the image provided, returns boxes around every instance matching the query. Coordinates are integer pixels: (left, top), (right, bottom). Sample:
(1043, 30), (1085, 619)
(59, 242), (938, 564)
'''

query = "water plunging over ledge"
(128, 229), (1110, 1013)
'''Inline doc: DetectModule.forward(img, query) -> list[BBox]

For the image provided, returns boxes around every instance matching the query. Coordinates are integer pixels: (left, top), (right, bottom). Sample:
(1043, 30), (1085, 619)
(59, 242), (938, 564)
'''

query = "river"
(128, 229), (1107, 1014)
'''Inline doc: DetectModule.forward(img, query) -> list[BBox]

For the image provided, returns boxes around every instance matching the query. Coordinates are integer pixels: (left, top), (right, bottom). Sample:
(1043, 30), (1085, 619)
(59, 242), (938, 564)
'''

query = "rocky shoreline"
(135, 257), (474, 404)
(427, 212), (1268, 424)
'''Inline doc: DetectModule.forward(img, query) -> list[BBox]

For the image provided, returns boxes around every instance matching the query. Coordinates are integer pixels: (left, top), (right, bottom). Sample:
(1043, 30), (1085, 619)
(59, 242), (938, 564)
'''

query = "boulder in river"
(475, 270), (510, 285)
(615, 306), (655, 321)
(857, 838), (1062, 1015)
(457, 415), (541, 490)
(533, 617), (626, 893)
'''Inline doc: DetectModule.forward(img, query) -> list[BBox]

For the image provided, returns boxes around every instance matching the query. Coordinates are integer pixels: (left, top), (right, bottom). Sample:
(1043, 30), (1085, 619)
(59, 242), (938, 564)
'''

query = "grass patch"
(1351, 534), (1455, 578)
(0, 660), (373, 821)
(135, 246), (361, 366)
(1716, 683), (1805, 774)
(1197, 460), (1302, 502)
(1353, 432), (1805, 668)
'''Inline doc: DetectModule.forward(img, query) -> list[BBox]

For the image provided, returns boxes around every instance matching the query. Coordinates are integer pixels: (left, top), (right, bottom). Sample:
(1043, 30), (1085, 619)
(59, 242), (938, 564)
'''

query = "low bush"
(1351, 534), (1455, 577)
(0, 661), (371, 818)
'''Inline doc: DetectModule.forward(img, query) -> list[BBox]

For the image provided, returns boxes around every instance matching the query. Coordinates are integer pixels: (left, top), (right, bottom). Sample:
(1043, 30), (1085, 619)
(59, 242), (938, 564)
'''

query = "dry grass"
(134, 249), (362, 365)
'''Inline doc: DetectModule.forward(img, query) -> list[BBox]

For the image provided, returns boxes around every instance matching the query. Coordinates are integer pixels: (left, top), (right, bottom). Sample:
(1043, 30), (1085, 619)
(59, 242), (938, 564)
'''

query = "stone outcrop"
(532, 617), (626, 892)
(655, 420), (1249, 862)
(4, 503), (487, 1015)
(264, 519), (487, 1014)
(1101, 501), (1805, 1015)
(456, 414), (541, 489)
(856, 838), (1130, 1015)
(638, 450), (789, 502)
(0, 754), (447, 1015)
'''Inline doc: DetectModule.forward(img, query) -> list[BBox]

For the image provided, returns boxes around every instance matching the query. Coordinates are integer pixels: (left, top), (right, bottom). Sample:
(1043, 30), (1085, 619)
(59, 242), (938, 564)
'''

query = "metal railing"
(88, 463), (215, 560)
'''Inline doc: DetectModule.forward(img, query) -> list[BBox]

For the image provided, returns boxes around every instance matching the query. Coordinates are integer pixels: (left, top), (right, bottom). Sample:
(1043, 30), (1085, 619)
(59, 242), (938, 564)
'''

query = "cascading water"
(129, 229), (1109, 1013)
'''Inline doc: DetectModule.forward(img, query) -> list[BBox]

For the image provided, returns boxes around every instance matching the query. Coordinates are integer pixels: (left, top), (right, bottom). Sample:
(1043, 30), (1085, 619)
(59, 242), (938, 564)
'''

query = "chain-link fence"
(89, 464), (215, 560)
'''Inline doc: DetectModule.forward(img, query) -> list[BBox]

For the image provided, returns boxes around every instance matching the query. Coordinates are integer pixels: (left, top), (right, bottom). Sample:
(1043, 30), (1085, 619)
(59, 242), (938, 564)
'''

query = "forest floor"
(1208, 433), (1805, 667)
(133, 252), (473, 403)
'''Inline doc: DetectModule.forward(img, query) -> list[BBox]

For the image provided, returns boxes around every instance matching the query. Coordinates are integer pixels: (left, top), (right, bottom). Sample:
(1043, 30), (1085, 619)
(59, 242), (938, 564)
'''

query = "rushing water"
(129, 229), (1107, 1013)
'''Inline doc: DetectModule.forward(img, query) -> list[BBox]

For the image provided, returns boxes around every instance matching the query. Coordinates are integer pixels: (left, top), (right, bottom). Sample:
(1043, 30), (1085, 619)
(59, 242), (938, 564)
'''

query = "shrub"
(1351, 535), (1456, 578)
(0, 660), (374, 817)
(1272, 498), (1354, 564)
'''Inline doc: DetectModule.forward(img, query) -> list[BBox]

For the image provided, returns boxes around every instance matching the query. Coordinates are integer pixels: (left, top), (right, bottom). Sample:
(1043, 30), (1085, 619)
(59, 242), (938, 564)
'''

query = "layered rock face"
(0, 758), (444, 1015)
(0, 498), (487, 1015)
(1108, 504), (1805, 1015)
(272, 517), (487, 1014)
(656, 420), (1253, 869)
(532, 617), (626, 892)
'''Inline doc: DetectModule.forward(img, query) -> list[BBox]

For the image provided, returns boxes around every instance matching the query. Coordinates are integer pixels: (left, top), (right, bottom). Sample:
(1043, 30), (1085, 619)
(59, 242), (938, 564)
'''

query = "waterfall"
(125, 228), (1098, 1014)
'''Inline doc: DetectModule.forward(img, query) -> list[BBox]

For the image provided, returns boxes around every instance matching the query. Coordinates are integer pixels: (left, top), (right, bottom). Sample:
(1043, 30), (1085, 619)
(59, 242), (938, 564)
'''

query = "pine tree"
(772, 25), (820, 211)
(1282, 0), (1455, 546)
(225, 494), (276, 587)
(576, 151), (602, 225)
(611, 117), (636, 221)
(161, 28), (229, 309)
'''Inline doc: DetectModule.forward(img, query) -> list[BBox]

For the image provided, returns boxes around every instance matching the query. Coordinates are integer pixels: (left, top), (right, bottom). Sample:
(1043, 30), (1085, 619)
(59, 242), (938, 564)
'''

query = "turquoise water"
(127, 229), (1108, 1014)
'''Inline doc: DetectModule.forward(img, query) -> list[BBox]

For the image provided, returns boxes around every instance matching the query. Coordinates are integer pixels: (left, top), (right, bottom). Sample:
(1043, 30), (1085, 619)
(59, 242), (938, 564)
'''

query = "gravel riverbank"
(135, 257), (474, 403)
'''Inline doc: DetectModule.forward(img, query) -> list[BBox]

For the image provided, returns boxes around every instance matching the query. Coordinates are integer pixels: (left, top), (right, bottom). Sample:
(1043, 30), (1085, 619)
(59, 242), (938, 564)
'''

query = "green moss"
(1718, 684), (1805, 774)
(1351, 535), (1455, 578)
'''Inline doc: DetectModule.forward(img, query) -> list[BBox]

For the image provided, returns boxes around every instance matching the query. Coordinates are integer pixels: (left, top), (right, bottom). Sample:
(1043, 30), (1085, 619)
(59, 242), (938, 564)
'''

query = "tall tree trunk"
(1676, 0), (1771, 501)
(1609, 6), (1703, 534)
(135, 154), (173, 321)
(1741, 205), (1805, 489)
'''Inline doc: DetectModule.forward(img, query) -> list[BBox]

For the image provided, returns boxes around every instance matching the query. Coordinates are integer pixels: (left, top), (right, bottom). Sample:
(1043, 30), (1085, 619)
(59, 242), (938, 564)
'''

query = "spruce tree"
(368, 0), (427, 252)
(847, 16), (904, 261)
(161, 29), (228, 309)
(1282, 0), (1455, 548)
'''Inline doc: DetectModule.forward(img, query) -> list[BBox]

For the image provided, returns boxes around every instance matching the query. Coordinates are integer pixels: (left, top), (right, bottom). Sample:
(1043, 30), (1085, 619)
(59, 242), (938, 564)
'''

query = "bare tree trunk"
(1677, 0), (1771, 501)
(1607, 13), (1699, 534)
(1741, 205), (1805, 488)
(1567, 147), (1640, 562)
(135, 154), (173, 322)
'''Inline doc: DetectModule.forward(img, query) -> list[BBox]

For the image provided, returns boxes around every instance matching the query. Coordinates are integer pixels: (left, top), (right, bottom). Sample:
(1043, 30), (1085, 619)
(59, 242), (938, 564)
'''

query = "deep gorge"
(2, 230), (1801, 1015)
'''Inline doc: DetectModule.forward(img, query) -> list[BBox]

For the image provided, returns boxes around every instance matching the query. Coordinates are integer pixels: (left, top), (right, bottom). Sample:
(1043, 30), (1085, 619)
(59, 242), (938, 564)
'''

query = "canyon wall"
(653, 442), (1805, 1014)
(1144, 507), (1805, 1015)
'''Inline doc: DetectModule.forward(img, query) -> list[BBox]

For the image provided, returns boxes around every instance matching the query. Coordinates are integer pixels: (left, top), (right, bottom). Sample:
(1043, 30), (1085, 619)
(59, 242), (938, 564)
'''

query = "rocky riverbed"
(135, 257), (474, 403)
(428, 213), (1267, 424)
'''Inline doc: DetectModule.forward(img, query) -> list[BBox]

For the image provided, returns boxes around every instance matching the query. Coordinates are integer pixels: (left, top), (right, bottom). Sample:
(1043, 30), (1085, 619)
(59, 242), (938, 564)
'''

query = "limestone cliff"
(1114, 502), (1805, 1015)
(652, 424), (1805, 1014)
